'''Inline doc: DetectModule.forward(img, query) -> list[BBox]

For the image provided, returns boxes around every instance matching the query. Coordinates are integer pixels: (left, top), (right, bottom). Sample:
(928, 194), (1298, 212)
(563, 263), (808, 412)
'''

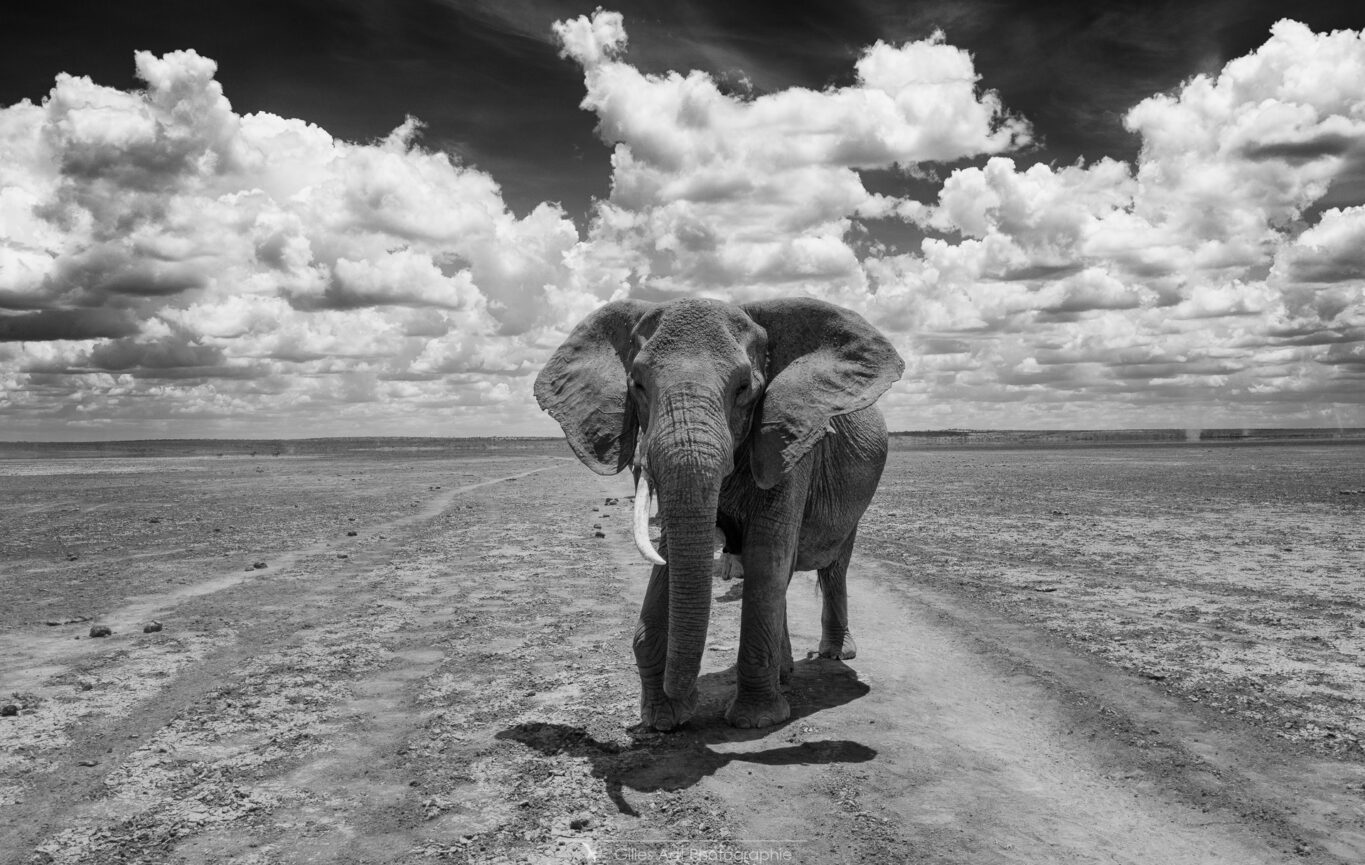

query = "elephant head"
(534, 297), (903, 709)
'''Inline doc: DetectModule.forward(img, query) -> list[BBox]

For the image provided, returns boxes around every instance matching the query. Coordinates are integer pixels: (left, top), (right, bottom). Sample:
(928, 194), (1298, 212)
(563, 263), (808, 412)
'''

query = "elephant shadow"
(496, 657), (873, 815)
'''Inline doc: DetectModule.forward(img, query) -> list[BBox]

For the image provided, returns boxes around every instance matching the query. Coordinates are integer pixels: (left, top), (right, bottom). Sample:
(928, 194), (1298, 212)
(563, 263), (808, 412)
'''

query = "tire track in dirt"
(8, 458), (1363, 864)
(0, 465), (563, 693)
(1, 463), (567, 863)
(668, 558), (1318, 864)
(857, 561), (1365, 863)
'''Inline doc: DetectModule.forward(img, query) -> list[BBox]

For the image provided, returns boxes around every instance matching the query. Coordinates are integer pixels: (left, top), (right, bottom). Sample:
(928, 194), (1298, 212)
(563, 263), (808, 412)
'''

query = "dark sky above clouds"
(1, 1), (1363, 438)
(5, 0), (1358, 219)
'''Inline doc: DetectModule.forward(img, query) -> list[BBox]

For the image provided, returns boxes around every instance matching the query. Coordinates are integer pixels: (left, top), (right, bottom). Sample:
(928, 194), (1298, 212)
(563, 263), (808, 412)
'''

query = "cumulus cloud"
(881, 19), (1365, 427)
(0, 49), (584, 436)
(555, 9), (1030, 303)
(2, 14), (1363, 437)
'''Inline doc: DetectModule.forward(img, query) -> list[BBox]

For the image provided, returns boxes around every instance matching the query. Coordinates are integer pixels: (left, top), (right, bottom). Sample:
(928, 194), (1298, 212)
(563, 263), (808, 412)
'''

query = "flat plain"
(1, 439), (1362, 864)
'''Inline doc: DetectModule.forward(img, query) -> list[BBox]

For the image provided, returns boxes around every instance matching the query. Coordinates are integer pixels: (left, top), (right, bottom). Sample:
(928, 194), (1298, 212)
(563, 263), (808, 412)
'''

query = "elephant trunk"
(648, 387), (731, 704)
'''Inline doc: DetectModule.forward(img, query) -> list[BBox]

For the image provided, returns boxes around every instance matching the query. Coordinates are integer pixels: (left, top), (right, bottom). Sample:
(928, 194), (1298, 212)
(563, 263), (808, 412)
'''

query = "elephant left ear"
(741, 298), (904, 489)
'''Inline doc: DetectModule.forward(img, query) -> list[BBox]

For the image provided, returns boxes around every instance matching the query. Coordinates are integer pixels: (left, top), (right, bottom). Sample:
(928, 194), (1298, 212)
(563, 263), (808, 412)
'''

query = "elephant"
(534, 296), (904, 731)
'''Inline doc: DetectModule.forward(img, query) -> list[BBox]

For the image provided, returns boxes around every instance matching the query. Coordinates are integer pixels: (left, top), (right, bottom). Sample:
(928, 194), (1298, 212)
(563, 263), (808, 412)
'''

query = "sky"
(1, 1), (1363, 440)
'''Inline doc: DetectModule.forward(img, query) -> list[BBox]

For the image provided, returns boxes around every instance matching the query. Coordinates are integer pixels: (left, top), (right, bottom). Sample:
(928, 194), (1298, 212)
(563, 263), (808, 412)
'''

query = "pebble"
(89, 625), (112, 638)
(0, 704), (17, 717)
(347, 530), (358, 536)
(143, 621), (163, 634)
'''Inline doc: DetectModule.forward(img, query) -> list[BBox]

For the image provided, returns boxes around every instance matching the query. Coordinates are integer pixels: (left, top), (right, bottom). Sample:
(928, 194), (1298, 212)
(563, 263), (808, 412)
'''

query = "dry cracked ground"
(1, 442), (1363, 864)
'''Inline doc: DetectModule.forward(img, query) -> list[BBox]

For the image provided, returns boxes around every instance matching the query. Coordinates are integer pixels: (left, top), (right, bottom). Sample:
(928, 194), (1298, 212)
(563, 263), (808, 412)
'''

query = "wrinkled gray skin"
(534, 297), (904, 731)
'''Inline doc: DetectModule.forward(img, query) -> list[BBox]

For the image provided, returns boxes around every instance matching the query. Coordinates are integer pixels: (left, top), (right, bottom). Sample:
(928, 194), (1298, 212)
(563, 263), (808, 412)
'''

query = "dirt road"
(2, 450), (1362, 863)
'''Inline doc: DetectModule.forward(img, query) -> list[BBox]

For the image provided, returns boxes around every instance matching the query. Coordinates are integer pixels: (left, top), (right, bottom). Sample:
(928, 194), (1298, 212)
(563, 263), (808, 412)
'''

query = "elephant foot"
(779, 657), (794, 685)
(725, 693), (790, 729)
(817, 632), (857, 660)
(640, 687), (698, 732)
(713, 553), (744, 582)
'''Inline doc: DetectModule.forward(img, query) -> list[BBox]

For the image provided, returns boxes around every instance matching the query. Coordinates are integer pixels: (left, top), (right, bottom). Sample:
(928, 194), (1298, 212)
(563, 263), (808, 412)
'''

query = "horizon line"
(3, 426), (1365, 446)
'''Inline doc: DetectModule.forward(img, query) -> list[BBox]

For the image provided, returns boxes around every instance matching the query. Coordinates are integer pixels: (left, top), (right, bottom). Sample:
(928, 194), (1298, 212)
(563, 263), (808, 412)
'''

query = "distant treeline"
(887, 428), (1365, 449)
(0, 437), (575, 460)
(2, 430), (1362, 460)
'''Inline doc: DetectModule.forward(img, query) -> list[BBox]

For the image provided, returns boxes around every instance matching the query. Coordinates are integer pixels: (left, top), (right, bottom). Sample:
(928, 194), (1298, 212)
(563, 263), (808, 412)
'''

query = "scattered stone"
(77, 759), (99, 767)
(569, 816), (591, 831)
(148, 517), (161, 523)
(347, 530), (358, 536)
(337, 553), (349, 559)
(1032, 585), (1058, 593)
(250, 561), (268, 570)
(593, 531), (606, 538)
(0, 704), (17, 717)
(66, 554), (79, 561)
(604, 497), (619, 506)
(143, 621), (163, 634)
(89, 625), (112, 638)
(592, 523), (602, 529)
(1140, 671), (1168, 681)
(44, 616), (90, 627)
(78, 680), (94, 691)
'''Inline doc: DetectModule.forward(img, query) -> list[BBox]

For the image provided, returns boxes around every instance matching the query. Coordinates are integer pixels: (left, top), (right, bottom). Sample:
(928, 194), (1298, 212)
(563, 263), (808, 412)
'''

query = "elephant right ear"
(533, 300), (655, 475)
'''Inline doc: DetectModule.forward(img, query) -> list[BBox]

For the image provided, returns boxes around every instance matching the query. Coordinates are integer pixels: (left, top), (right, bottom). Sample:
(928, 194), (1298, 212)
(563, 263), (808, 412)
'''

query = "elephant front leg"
(633, 561), (696, 731)
(725, 543), (796, 729)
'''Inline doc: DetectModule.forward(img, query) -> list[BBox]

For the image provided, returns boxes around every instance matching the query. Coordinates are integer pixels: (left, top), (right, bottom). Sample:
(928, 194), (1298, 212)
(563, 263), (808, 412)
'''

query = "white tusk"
(633, 471), (666, 566)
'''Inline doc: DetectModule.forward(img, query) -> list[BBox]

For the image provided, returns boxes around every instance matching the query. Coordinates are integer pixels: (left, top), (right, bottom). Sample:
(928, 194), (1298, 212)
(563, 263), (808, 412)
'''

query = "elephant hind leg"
(816, 531), (857, 660)
(779, 599), (794, 684)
